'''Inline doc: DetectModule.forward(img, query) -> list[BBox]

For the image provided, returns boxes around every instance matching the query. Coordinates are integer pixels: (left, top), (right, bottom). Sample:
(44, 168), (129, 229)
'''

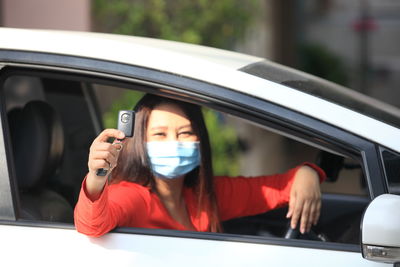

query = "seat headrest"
(9, 100), (64, 190)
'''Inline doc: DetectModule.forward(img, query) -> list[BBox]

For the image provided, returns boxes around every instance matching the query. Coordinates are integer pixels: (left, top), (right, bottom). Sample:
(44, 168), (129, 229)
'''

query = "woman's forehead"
(148, 103), (190, 125)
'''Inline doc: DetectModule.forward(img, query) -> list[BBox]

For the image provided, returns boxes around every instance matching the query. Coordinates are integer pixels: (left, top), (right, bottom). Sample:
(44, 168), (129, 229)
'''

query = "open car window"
(199, 111), (368, 245)
(1, 69), (370, 248)
(93, 82), (369, 246)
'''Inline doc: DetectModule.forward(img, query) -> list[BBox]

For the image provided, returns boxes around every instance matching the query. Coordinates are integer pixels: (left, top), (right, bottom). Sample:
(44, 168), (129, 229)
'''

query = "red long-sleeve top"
(74, 163), (325, 237)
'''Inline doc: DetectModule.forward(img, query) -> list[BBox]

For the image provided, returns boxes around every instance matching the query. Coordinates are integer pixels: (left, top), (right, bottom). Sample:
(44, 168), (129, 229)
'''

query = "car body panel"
(0, 224), (386, 267)
(362, 194), (400, 247)
(0, 28), (262, 70)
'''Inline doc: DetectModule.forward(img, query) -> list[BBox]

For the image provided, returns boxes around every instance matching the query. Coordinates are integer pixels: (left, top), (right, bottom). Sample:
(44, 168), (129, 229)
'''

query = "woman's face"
(146, 103), (199, 142)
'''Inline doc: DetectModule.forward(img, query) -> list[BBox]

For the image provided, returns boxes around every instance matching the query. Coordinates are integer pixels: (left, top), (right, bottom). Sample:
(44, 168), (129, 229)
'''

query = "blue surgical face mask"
(146, 141), (201, 179)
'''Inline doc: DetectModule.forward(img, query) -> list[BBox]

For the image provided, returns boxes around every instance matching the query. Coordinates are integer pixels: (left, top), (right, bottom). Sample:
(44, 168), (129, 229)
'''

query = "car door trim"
(0, 219), (361, 253)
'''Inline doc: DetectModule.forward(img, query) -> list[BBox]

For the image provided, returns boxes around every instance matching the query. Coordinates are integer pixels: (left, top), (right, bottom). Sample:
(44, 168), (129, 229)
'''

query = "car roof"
(0, 27), (262, 70)
(1, 27), (400, 152)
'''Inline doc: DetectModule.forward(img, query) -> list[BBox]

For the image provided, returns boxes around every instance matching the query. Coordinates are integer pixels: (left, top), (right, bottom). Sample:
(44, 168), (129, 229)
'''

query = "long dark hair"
(111, 94), (221, 232)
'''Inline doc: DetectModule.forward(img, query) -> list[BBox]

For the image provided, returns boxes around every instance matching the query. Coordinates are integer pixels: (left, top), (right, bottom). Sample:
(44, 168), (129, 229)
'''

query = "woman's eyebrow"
(149, 126), (168, 131)
(177, 124), (192, 131)
(149, 124), (192, 131)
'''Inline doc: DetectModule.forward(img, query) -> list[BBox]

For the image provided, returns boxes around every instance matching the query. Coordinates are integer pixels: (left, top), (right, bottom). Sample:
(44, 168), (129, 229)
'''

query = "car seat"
(8, 100), (74, 223)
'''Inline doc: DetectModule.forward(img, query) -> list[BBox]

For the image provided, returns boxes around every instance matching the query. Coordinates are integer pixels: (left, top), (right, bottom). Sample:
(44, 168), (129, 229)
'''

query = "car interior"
(0, 69), (370, 246)
(7, 99), (73, 222)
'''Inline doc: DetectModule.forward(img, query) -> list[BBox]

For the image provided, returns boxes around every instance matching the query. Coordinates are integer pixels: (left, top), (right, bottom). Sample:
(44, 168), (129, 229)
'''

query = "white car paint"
(362, 194), (400, 247)
(0, 28), (261, 70)
(0, 224), (387, 267)
(1, 28), (399, 152)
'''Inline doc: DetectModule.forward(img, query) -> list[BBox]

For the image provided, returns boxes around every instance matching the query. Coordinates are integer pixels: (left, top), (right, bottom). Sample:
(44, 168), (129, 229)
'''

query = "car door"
(0, 51), (390, 267)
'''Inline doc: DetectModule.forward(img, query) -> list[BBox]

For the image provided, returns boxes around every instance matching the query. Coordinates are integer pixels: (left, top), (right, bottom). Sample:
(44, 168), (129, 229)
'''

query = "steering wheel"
(283, 221), (328, 241)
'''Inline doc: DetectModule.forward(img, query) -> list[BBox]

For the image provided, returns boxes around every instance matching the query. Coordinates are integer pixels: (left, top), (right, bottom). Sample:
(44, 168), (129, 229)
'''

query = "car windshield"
(241, 60), (400, 129)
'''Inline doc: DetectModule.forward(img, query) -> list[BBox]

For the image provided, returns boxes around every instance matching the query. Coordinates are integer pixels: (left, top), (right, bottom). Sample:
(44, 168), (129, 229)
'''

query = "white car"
(0, 28), (399, 267)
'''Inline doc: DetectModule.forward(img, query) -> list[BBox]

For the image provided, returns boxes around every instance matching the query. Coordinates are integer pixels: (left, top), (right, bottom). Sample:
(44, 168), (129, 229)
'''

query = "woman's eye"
(178, 131), (193, 137)
(154, 132), (166, 136)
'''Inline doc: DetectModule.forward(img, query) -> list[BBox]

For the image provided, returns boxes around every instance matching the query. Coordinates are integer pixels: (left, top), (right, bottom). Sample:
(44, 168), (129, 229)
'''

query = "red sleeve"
(215, 162), (326, 221)
(74, 177), (149, 237)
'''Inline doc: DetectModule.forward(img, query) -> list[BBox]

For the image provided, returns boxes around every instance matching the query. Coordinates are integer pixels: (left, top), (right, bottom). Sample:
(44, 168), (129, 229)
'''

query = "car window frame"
(379, 147), (400, 195)
(240, 60), (400, 130)
(0, 51), (388, 252)
(0, 74), (18, 220)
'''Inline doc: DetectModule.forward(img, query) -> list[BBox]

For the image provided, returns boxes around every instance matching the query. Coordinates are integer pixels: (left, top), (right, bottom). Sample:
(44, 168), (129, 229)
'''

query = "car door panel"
(0, 224), (387, 267)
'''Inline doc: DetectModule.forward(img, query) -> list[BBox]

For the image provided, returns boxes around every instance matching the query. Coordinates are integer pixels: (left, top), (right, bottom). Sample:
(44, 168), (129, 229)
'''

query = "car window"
(381, 149), (400, 195)
(201, 112), (368, 245)
(215, 113), (367, 196)
(2, 71), (368, 247)
(2, 73), (99, 223)
(94, 83), (368, 245)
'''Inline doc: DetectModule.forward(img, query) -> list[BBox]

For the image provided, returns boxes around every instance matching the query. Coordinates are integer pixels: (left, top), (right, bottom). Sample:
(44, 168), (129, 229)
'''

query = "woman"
(74, 94), (325, 237)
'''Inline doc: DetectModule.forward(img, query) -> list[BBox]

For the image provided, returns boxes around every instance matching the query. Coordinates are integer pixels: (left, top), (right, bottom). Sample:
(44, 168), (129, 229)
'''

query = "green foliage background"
(94, 0), (259, 175)
(93, 0), (258, 49)
(103, 90), (144, 129)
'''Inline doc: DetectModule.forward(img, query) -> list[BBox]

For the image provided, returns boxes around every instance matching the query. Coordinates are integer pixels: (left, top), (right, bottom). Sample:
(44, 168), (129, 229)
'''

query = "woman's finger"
(88, 142), (122, 174)
(307, 201), (318, 232)
(313, 199), (321, 226)
(90, 143), (118, 157)
(113, 141), (124, 151)
(93, 128), (125, 143)
(90, 150), (117, 165)
(286, 190), (296, 219)
(88, 159), (111, 171)
(290, 197), (304, 230)
(300, 200), (311, 234)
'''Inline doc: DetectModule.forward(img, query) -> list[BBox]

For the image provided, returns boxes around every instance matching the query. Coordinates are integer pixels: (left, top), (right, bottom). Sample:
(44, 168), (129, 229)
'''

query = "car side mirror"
(361, 194), (400, 264)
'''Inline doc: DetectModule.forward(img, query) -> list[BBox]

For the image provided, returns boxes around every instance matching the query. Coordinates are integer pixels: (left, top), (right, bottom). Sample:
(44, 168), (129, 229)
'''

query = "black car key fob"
(96, 110), (135, 176)
(117, 110), (135, 138)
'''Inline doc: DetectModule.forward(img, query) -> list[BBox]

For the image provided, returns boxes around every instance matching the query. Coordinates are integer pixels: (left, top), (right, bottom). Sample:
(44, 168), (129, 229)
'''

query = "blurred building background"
(1, 0), (399, 191)
(0, 0), (91, 31)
